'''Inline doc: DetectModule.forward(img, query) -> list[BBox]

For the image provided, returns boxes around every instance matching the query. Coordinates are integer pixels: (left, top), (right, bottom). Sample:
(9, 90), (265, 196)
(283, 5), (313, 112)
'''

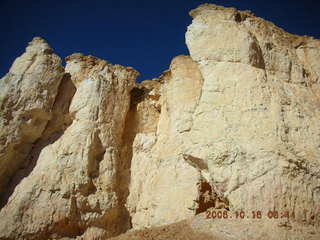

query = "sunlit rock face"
(0, 37), (64, 198)
(0, 46), (139, 239)
(0, 3), (320, 240)
(185, 1), (320, 219)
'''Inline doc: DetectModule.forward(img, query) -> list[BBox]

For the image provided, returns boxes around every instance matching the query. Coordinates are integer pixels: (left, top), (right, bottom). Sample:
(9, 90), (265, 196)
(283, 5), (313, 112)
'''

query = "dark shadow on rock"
(114, 86), (152, 232)
(195, 178), (230, 215)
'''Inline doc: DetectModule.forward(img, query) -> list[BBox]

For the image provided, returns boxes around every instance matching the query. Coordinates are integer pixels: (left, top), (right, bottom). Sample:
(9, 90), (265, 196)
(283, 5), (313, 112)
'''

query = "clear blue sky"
(1, 0), (319, 82)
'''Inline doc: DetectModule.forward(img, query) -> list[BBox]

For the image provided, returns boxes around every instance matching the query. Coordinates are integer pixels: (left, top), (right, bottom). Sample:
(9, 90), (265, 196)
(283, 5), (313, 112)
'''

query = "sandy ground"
(109, 218), (215, 240)
(108, 211), (320, 240)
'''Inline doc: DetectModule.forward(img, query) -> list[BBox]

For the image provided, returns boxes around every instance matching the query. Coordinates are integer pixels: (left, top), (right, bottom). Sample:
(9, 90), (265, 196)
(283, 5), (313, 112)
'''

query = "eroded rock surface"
(127, 3), (320, 238)
(0, 3), (320, 240)
(185, 3), (320, 228)
(0, 52), (139, 239)
(0, 37), (64, 197)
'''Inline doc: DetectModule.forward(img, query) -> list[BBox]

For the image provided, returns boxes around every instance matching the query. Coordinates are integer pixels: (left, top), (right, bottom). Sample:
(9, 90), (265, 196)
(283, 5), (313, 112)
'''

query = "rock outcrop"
(0, 37), (64, 198)
(0, 50), (139, 239)
(0, 3), (320, 240)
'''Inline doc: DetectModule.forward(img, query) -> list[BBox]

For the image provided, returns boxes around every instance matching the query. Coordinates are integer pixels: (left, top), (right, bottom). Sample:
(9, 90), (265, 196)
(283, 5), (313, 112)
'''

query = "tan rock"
(1, 3), (320, 240)
(0, 37), (64, 197)
(0, 52), (139, 239)
(126, 55), (207, 229)
(185, 4), (320, 228)
(127, 3), (320, 239)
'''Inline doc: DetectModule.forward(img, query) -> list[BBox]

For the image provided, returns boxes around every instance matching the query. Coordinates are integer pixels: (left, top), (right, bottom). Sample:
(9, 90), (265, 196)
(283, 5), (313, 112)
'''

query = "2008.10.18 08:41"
(206, 210), (293, 219)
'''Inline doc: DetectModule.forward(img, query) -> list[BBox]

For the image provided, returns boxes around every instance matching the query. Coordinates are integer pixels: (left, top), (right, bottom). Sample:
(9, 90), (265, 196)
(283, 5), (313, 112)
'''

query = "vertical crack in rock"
(117, 82), (161, 231)
(123, 79), (162, 229)
(116, 88), (143, 230)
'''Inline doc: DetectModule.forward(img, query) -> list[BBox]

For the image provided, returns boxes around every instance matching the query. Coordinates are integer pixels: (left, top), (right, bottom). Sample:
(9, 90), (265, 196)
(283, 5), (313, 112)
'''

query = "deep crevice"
(113, 86), (147, 233)
(112, 83), (161, 236)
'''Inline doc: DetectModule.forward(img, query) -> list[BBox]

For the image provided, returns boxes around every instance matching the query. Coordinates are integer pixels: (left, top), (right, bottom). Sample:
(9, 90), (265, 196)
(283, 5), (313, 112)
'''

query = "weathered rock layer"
(0, 3), (320, 240)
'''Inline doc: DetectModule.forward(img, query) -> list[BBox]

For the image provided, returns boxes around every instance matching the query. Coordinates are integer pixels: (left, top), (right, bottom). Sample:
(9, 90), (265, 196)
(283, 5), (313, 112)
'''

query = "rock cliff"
(0, 3), (319, 240)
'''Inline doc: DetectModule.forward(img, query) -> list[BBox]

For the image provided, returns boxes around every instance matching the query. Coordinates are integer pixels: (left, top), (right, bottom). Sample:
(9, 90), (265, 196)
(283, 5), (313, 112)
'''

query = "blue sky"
(1, 0), (319, 82)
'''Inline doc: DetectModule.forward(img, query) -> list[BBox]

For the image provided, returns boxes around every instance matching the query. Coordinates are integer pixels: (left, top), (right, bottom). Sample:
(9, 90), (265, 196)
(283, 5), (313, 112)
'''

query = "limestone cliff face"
(0, 50), (139, 239)
(185, 3), (320, 226)
(1, 3), (320, 240)
(0, 37), (64, 197)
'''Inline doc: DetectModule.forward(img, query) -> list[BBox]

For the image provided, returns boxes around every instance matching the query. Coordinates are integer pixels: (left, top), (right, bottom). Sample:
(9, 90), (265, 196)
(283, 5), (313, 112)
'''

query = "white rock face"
(185, 3), (320, 226)
(0, 53), (139, 239)
(126, 55), (207, 229)
(127, 3), (320, 239)
(0, 37), (64, 197)
(0, 3), (320, 240)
